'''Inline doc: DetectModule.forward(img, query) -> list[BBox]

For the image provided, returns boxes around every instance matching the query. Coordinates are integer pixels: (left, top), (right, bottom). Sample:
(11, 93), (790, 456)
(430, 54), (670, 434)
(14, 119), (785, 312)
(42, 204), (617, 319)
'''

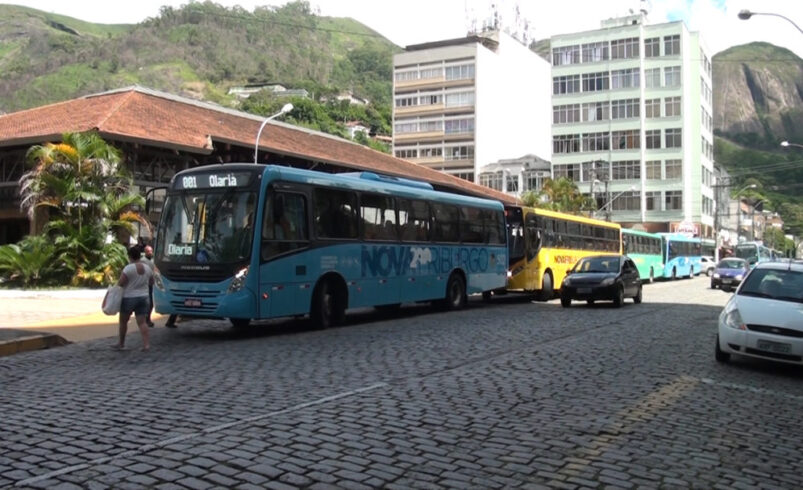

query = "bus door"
(524, 213), (541, 290)
(259, 188), (312, 318)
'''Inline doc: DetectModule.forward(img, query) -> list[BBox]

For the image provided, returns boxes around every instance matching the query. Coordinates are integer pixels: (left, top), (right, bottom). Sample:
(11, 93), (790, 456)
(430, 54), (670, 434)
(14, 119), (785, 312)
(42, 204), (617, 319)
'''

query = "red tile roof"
(0, 86), (518, 205)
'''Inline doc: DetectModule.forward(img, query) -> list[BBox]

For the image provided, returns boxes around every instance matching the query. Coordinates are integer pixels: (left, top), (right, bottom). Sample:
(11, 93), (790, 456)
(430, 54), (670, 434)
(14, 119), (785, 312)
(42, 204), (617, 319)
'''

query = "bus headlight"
(153, 267), (165, 291)
(228, 266), (249, 293)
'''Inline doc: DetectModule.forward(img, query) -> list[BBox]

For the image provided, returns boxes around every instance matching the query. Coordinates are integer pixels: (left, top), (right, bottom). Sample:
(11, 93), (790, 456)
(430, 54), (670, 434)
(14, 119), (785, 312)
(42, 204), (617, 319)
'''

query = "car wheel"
(706, 268), (713, 277)
(613, 286), (624, 307)
(715, 335), (731, 363)
(560, 295), (571, 308)
(633, 284), (642, 304)
(710, 281), (717, 289)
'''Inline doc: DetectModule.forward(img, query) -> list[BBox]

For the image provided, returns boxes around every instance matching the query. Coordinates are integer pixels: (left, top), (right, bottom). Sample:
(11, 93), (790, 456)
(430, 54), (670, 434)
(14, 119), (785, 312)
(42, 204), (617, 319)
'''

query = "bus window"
(261, 192), (308, 260)
(399, 199), (431, 242)
(485, 209), (505, 245)
(314, 188), (358, 239)
(460, 207), (484, 244)
(361, 194), (397, 241)
(431, 203), (460, 242)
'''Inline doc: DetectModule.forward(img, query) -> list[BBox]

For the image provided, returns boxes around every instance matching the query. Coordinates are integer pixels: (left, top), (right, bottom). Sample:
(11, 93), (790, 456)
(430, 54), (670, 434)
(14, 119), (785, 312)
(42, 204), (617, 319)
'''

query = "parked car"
(716, 260), (803, 365)
(560, 255), (642, 307)
(700, 256), (716, 276)
(711, 257), (750, 291)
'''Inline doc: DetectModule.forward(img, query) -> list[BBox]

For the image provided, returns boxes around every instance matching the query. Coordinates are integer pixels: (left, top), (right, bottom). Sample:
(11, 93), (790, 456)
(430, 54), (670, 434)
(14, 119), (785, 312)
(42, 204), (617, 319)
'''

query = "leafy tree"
(522, 178), (595, 214)
(5, 131), (146, 287)
(0, 235), (68, 288)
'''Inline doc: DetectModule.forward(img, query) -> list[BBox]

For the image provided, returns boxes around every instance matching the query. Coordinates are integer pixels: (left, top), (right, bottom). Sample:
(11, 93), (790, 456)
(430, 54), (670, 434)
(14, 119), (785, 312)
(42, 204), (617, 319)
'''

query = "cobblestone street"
(2, 276), (802, 489)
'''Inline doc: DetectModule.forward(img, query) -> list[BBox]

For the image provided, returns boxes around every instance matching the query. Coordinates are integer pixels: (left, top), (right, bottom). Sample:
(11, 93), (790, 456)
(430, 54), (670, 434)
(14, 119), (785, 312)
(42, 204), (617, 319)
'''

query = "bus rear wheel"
(311, 279), (345, 329)
(442, 273), (466, 310)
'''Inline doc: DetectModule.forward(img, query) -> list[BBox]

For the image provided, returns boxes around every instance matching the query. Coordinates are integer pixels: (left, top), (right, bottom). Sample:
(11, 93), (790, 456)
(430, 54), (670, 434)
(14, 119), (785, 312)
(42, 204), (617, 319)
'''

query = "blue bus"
(621, 228), (664, 282)
(659, 233), (701, 279)
(734, 241), (772, 267)
(152, 164), (508, 328)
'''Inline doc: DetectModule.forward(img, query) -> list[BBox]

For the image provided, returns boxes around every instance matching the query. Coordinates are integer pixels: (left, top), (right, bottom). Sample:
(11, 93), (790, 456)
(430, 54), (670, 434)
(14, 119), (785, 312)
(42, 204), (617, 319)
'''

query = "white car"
(716, 261), (803, 365)
(700, 256), (716, 276)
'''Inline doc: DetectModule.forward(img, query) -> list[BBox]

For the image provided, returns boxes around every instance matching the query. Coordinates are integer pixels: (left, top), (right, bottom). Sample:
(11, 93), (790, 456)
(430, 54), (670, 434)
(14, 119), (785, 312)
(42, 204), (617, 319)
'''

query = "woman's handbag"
(102, 285), (123, 315)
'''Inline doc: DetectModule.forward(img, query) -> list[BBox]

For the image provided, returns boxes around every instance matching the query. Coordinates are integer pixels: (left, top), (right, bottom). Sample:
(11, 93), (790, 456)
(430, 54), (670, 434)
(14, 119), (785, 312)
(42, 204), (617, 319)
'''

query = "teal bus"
(659, 233), (701, 279)
(152, 164), (508, 328)
(734, 241), (772, 267)
(622, 228), (664, 282)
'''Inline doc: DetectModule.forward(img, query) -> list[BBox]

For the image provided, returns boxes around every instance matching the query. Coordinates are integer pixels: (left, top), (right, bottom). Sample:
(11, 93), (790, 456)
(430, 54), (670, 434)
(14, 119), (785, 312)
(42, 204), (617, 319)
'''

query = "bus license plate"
(757, 339), (791, 354)
(184, 298), (202, 307)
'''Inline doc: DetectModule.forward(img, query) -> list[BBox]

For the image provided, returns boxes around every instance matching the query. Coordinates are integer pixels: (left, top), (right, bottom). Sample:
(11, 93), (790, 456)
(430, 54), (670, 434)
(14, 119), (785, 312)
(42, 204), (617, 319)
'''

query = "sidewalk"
(0, 289), (165, 357)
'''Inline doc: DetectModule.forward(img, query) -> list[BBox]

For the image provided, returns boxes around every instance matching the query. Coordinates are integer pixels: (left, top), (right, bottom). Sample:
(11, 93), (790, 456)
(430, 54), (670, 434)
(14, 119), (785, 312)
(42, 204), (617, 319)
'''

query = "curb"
(0, 333), (71, 358)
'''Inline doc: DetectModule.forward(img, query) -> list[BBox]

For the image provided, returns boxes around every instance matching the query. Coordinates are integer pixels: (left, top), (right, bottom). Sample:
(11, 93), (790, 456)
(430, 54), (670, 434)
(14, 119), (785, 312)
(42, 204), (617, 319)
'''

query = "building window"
(454, 172), (474, 182)
(646, 191), (660, 210)
(523, 170), (549, 192)
(553, 164), (581, 181)
(611, 68), (640, 89)
(445, 91), (475, 107)
(479, 172), (503, 191)
(553, 45), (581, 65)
(582, 132), (610, 152)
(553, 134), (581, 154)
(645, 130), (661, 149)
(645, 98), (660, 118)
(419, 147), (442, 158)
(611, 161), (640, 181)
(553, 75), (581, 95)
(395, 96), (417, 108)
(645, 68), (661, 89)
(582, 160), (609, 182)
(611, 98), (639, 119)
(645, 37), (660, 57)
(582, 72), (609, 92)
(664, 35), (680, 56)
(419, 93), (442, 106)
(419, 66), (443, 79)
(611, 191), (641, 211)
(612, 130), (640, 150)
(582, 101), (609, 122)
(665, 159), (682, 179)
(665, 128), (682, 148)
(394, 121), (417, 134)
(395, 70), (417, 82)
(582, 41), (609, 62)
(646, 161), (661, 180)
(553, 104), (581, 124)
(444, 118), (474, 134)
(665, 190), (682, 210)
(664, 96), (681, 117)
(445, 145), (474, 161)
(664, 66), (681, 87)
(445, 63), (474, 80)
(611, 37), (639, 59)
(395, 148), (417, 159)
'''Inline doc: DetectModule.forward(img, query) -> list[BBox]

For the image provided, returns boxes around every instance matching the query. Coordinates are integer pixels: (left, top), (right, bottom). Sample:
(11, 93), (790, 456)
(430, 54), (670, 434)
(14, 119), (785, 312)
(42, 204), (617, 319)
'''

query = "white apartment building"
(392, 30), (551, 188)
(550, 13), (715, 236)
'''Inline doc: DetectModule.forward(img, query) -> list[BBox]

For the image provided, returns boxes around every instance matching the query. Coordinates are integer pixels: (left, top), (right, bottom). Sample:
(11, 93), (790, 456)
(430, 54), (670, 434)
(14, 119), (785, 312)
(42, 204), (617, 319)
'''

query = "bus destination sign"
(175, 171), (253, 190)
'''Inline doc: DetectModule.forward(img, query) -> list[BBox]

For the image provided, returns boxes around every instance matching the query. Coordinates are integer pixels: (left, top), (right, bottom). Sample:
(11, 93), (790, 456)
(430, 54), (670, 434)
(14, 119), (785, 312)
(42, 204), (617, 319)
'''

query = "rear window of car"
(738, 269), (803, 303)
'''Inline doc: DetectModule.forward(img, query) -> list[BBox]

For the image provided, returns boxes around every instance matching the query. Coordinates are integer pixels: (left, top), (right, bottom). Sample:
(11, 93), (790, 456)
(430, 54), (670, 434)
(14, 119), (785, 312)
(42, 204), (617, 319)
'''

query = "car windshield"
(574, 256), (620, 273)
(717, 259), (746, 270)
(738, 268), (803, 303)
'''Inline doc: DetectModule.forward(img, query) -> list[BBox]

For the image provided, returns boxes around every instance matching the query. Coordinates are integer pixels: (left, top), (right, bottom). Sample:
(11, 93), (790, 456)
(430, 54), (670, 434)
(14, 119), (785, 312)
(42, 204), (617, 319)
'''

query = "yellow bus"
(505, 206), (622, 300)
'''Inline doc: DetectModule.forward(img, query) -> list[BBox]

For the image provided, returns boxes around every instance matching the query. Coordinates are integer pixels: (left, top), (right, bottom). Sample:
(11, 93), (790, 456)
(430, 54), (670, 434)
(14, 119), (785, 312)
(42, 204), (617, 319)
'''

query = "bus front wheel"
(230, 318), (250, 329)
(311, 279), (345, 329)
(538, 272), (554, 302)
(671, 267), (677, 280)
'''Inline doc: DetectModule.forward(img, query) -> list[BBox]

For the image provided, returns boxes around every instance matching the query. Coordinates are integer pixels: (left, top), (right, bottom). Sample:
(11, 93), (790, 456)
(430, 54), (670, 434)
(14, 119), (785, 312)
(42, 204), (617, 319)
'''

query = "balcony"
(395, 103), (446, 117)
(395, 76), (474, 92)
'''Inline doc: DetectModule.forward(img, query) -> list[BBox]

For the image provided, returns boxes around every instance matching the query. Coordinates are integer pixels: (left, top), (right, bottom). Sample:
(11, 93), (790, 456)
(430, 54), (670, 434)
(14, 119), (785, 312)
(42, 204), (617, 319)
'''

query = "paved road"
(2, 276), (802, 489)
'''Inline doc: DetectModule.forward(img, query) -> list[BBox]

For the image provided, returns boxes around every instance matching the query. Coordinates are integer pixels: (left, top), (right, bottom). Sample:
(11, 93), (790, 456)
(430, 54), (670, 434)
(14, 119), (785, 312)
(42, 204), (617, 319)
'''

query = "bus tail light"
(228, 266), (249, 293)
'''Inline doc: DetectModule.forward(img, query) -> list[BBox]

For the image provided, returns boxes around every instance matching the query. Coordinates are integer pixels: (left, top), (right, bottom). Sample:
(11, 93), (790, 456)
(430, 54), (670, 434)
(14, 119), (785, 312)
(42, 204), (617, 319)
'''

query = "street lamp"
(781, 140), (803, 149)
(254, 103), (294, 164)
(599, 185), (636, 221)
(738, 10), (803, 34)
(735, 183), (757, 244)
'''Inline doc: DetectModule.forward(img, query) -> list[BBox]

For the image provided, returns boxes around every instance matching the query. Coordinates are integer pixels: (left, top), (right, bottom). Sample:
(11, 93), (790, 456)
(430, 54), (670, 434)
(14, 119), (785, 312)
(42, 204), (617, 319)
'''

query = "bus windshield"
(156, 190), (256, 264)
(507, 211), (525, 263)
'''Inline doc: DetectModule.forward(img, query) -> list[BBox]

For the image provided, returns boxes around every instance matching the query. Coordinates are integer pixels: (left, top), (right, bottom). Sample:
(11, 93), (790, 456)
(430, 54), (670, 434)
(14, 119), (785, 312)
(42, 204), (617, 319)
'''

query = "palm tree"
(523, 177), (595, 214)
(13, 131), (146, 286)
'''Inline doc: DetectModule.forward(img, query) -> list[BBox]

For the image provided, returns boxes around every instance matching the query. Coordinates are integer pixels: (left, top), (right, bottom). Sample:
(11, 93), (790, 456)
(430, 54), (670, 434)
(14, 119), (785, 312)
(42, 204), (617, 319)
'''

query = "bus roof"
(506, 205), (621, 229)
(621, 228), (661, 238)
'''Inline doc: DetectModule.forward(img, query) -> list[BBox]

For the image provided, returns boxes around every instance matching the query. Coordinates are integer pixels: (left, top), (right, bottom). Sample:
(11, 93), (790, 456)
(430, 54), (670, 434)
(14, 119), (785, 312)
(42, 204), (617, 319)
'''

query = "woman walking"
(114, 246), (154, 351)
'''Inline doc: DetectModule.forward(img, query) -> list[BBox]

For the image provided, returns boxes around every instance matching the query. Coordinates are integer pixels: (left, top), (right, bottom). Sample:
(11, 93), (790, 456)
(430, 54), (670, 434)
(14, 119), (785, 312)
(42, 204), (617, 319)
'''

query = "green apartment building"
(550, 13), (714, 237)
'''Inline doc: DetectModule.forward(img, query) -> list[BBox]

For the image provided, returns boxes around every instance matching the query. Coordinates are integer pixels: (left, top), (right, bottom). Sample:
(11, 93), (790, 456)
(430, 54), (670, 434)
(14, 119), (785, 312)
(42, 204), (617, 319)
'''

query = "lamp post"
(599, 185), (636, 222)
(738, 10), (803, 34)
(735, 183), (757, 245)
(781, 140), (803, 149)
(254, 103), (294, 164)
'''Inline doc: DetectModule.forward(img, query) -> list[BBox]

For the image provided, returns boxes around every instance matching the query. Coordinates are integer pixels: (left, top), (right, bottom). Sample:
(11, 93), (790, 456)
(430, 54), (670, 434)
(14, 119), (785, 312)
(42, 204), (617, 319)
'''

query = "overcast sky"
(6, 0), (803, 58)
